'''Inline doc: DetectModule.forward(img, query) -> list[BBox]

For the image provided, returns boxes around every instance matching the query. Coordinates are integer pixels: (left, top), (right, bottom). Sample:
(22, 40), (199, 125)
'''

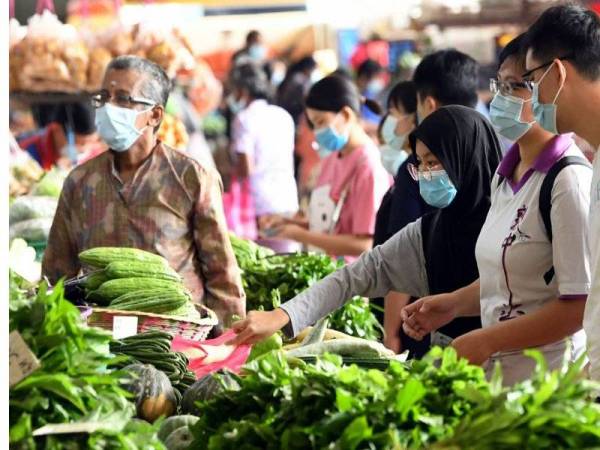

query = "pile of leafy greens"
(230, 235), (382, 340)
(9, 272), (164, 449)
(190, 348), (600, 450)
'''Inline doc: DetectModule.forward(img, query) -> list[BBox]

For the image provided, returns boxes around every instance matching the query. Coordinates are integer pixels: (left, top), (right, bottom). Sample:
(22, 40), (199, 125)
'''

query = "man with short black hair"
(413, 49), (479, 119)
(43, 55), (246, 323)
(524, 3), (600, 382)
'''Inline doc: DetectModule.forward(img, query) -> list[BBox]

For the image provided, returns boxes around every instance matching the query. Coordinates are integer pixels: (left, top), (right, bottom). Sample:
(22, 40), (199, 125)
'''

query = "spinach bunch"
(231, 237), (382, 340)
(436, 351), (600, 450)
(190, 348), (600, 450)
(190, 348), (491, 449)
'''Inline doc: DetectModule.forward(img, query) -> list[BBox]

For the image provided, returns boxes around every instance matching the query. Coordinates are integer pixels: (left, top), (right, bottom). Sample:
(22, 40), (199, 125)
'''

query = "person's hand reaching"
(400, 293), (459, 340)
(227, 309), (290, 346)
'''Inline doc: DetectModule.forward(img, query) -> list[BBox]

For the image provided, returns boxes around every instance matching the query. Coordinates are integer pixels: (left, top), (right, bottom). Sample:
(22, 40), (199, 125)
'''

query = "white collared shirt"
(476, 135), (592, 385)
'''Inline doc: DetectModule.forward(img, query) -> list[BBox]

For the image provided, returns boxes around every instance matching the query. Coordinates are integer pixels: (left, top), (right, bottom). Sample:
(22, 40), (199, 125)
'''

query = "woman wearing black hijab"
(228, 106), (503, 348)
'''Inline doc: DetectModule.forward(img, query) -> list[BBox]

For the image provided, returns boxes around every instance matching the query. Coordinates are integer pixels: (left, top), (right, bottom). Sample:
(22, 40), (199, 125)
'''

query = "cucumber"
(105, 261), (181, 282)
(79, 247), (169, 269)
(88, 278), (188, 302)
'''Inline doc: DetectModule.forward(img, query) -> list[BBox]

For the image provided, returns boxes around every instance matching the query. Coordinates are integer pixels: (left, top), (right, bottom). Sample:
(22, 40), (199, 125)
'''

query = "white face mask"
(95, 103), (153, 152)
(381, 115), (409, 151)
(380, 145), (408, 176)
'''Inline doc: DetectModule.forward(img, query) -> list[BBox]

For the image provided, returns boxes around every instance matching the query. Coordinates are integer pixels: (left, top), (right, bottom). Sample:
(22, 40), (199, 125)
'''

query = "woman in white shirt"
(401, 34), (592, 385)
(228, 63), (299, 253)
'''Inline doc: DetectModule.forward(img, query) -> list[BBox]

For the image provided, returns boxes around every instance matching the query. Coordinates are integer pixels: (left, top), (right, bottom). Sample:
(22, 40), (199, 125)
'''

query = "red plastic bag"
(171, 330), (251, 379)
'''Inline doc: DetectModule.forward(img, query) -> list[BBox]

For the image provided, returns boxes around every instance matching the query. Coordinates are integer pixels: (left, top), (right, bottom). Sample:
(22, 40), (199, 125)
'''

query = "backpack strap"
(539, 155), (591, 284)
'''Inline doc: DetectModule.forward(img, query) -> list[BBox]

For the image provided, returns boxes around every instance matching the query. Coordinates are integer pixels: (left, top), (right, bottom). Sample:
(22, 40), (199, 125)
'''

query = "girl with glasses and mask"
(401, 34), (592, 385)
(228, 105), (501, 351)
(259, 75), (391, 262)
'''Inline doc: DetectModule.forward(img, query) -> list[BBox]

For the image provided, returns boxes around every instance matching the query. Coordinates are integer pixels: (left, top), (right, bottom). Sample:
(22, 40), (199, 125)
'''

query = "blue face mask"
(227, 94), (247, 114)
(314, 118), (349, 156)
(531, 63), (564, 135)
(489, 92), (534, 141)
(248, 44), (267, 61)
(381, 115), (408, 151)
(380, 145), (408, 176)
(419, 170), (457, 208)
(366, 79), (385, 97)
(95, 103), (152, 152)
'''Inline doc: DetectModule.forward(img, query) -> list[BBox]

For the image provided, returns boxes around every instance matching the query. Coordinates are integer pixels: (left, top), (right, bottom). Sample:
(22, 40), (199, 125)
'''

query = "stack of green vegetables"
(189, 348), (600, 450)
(230, 234), (382, 340)
(110, 331), (197, 404)
(9, 271), (165, 449)
(80, 247), (199, 319)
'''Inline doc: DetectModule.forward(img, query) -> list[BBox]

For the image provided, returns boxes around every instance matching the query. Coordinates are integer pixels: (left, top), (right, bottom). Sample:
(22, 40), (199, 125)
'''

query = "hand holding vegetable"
(228, 309), (290, 345)
(401, 293), (459, 340)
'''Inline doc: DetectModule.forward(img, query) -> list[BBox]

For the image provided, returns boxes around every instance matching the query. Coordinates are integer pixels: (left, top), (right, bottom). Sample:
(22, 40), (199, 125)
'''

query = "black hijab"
(409, 106), (501, 333)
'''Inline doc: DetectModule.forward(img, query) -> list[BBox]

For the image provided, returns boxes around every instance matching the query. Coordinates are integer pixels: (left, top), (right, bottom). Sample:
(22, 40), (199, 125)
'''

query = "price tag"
(9, 331), (40, 387)
(112, 316), (138, 339)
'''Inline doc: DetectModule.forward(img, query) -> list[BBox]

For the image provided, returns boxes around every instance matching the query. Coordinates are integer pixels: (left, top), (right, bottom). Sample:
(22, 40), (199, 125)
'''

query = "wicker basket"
(87, 304), (218, 341)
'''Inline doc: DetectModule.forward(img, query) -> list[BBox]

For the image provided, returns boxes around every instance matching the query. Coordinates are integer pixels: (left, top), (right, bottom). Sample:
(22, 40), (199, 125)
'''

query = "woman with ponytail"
(260, 75), (392, 262)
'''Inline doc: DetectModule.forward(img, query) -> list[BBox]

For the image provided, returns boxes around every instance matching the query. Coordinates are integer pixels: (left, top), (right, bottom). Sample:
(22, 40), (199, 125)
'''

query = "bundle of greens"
(435, 351), (600, 450)
(189, 348), (600, 450)
(190, 348), (489, 449)
(9, 273), (164, 449)
(230, 235), (382, 340)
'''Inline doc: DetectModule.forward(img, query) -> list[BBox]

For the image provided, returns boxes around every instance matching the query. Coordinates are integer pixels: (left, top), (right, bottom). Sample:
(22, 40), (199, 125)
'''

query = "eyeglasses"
(90, 90), (156, 109)
(407, 162), (443, 181)
(521, 54), (574, 81)
(489, 78), (534, 95)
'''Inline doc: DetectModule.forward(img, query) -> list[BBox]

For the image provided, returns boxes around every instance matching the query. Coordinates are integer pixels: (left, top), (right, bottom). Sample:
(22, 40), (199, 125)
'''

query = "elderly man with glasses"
(42, 56), (246, 324)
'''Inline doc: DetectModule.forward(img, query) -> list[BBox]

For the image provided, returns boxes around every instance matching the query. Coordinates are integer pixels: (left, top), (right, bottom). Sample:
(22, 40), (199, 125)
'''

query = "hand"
(227, 309), (290, 346)
(272, 223), (305, 241)
(451, 329), (496, 366)
(258, 214), (285, 230)
(383, 334), (402, 354)
(400, 293), (459, 341)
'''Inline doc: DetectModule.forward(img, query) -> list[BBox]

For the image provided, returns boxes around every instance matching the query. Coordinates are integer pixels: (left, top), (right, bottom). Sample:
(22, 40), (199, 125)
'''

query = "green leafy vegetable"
(9, 278), (136, 448)
(230, 235), (382, 340)
(190, 348), (600, 449)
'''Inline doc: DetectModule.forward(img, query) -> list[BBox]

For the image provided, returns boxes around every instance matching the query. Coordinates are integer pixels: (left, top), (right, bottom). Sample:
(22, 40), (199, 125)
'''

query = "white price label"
(112, 316), (138, 339)
(9, 331), (40, 387)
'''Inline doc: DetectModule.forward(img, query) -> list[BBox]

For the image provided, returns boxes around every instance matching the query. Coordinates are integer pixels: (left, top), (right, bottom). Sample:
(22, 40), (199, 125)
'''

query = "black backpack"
(497, 155), (592, 284)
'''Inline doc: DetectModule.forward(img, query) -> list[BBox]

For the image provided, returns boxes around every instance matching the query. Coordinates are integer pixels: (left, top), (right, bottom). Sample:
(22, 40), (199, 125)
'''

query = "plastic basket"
(87, 304), (218, 341)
